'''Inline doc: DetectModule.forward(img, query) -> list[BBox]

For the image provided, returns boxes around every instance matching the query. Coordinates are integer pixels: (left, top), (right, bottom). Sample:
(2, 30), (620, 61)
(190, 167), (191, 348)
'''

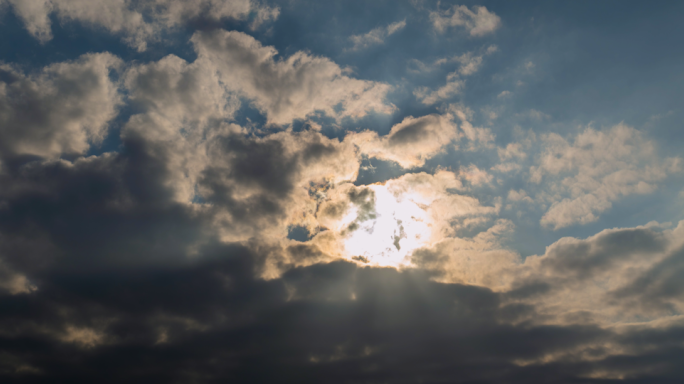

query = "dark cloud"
(0, 154), (682, 382)
(611, 244), (684, 312)
(540, 227), (667, 278)
(0, 254), (631, 384)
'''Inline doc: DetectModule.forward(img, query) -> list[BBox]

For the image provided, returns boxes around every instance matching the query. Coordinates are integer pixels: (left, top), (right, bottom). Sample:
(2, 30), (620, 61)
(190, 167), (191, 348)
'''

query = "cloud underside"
(0, 3), (683, 383)
(1, 208), (684, 382)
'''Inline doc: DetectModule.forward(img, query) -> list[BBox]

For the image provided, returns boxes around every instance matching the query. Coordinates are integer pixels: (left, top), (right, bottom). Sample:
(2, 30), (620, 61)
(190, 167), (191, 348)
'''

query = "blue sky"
(0, 1), (683, 382)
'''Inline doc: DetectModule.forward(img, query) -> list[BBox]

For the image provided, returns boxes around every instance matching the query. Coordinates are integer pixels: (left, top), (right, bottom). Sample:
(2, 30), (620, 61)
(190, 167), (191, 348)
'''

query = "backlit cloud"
(1, 1), (683, 383)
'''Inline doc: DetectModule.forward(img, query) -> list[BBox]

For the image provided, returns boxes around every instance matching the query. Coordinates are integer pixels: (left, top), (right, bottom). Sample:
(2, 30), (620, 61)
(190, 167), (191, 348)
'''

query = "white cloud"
(409, 45), (496, 75)
(498, 142), (527, 161)
(507, 189), (533, 203)
(350, 108), (493, 168)
(430, 5), (501, 36)
(449, 105), (495, 148)
(454, 52), (484, 75)
(458, 164), (493, 187)
(350, 113), (459, 168)
(414, 72), (464, 105)
(3, 0), (279, 51)
(349, 20), (406, 51)
(0, 53), (122, 158)
(192, 29), (394, 125)
(122, 48), (367, 245)
(530, 124), (681, 229)
(122, 52), (241, 202)
(411, 219), (516, 288)
(412, 46), (496, 104)
(512, 221), (684, 324)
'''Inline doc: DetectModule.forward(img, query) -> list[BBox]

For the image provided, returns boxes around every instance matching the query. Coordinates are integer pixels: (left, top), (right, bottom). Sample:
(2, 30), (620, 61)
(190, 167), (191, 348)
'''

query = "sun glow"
(341, 185), (432, 267)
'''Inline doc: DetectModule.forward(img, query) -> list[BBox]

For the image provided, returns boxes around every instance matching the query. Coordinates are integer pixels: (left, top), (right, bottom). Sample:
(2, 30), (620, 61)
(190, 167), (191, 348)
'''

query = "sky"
(0, 1), (684, 383)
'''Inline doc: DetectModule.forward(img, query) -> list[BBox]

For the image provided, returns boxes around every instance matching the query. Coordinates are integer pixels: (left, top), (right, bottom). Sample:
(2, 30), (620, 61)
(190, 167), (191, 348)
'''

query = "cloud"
(348, 108), (493, 169)
(3, 223), (683, 382)
(0, 5), (683, 384)
(3, 0), (280, 51)
(413, 47), (497, 104)
(121, 52), (241, 203)
(1, 113), (683, 383)
(430, 5), (501, 36)
(349, 19), (406, 51)
(0, 53), (122, 158)
(191, 29), (394, 125)
(493, 125), (680, 228)
(349, 113), (459, 168)
(414, 72), (464, 104)
(199, 129), (361, 246)
(454, 51), (484, 76)
(0, 259), (35, 294)
(409, 45), (497, 75)
(531, 124), (680, 229)
(509, 222), (684, 325)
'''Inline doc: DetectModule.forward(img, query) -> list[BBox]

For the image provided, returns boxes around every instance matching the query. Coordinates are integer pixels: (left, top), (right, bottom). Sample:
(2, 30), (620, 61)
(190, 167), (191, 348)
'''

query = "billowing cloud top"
(1, 1), (684, 383)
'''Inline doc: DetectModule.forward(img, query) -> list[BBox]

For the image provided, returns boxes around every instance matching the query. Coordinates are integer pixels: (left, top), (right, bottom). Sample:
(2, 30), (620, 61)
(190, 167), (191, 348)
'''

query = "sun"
(340, 184), (432, 267)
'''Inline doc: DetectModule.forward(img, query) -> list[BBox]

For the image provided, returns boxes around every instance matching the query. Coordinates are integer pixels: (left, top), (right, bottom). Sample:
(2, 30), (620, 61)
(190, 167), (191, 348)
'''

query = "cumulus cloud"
(192, 29), (394, 125)
(200, 129), (361, 245)
(115, 27), (396, 219)
(120, 48), (365, 246)
(430, 5), (501, 36)
(0, 53), (122, 158)
(3, 0), (279, 51)
(349, 19), (406, 51)
(121, 52), (240, 204)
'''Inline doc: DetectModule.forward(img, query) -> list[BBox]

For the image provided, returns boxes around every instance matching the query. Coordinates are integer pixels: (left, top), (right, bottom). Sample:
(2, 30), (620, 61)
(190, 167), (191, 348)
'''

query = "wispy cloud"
(349, 19), (406, 51)
(430, 5), (501, 36)
(413, 46), (497, 104)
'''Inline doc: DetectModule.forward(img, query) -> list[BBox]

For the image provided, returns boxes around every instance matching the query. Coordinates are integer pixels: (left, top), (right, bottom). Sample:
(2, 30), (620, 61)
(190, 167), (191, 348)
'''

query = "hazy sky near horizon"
(1, 1), (684, 383)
